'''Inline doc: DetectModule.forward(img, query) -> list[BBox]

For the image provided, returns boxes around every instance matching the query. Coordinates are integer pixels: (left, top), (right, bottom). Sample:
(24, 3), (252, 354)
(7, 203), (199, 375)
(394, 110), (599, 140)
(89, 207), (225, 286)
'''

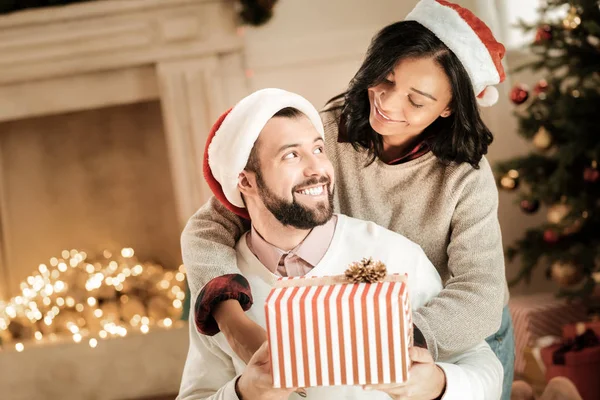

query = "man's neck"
(249, 208), (311, 251)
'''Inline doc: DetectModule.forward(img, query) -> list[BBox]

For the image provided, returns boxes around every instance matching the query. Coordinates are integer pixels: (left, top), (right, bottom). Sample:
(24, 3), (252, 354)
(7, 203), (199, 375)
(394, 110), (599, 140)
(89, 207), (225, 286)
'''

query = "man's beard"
(255, 171), (334, 230)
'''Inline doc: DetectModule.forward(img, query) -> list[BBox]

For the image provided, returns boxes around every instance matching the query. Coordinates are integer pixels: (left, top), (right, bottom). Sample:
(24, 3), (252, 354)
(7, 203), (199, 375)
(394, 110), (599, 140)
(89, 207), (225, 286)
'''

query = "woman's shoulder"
(318, 99), (345, 152)
(320, 99), (343, 126)
(440, 156), (498, 200)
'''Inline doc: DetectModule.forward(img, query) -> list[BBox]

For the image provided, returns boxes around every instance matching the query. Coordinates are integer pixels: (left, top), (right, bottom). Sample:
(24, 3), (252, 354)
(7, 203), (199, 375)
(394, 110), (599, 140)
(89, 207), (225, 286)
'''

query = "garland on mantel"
(0, 0), (280, 26)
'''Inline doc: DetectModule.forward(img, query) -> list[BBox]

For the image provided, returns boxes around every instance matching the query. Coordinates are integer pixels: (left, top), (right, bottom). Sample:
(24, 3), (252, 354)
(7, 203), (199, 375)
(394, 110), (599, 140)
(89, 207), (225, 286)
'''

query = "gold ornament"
(563, 7), (581, 30)
(500, 170), (520, 191)
(533, 127), (552, 150)
(547, 203), (571, 224)
(588, 35), (600, 48)
(550, 261), (583, 287)
(345, 258), (387, 283)
(499, 169), (520, 190)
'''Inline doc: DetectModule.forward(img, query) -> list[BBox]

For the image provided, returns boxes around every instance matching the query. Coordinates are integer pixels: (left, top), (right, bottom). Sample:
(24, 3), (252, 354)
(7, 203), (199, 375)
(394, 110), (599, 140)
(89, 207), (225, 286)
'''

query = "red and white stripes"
(264, 275), (412, 388)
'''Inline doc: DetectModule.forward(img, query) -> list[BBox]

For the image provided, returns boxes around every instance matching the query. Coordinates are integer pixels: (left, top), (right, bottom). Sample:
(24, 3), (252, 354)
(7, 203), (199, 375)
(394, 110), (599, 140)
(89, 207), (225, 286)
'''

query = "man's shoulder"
(336, 214), (421, 251)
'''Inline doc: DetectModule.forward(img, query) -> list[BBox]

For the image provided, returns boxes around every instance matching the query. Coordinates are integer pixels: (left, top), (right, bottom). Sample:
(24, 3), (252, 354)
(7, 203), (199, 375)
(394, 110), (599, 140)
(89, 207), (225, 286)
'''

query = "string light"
(0, 248), (186, 351)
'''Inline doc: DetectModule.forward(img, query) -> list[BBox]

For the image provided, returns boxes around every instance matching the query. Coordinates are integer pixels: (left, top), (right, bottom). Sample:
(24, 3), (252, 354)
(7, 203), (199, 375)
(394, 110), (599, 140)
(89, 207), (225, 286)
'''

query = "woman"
(183, 0), (514, 398)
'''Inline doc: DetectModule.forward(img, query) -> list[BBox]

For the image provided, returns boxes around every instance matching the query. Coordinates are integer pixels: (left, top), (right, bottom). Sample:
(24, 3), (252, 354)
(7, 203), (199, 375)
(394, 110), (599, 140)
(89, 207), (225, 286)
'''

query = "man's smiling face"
(243, 113), (335, 229)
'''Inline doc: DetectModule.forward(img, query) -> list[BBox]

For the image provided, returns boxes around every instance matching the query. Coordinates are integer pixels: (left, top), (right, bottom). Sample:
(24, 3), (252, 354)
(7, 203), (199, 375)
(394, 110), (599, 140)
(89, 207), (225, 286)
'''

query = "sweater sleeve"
(177, 305), (241, 400)
(181, 196), (251, 334)
(412, 159), (506, 360)
(436, 341), (503, 400)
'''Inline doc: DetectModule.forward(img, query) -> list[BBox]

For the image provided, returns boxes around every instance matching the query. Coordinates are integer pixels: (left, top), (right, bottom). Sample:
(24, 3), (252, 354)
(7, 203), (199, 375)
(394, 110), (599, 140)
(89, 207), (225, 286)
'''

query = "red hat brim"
(203, 108), (251, 220)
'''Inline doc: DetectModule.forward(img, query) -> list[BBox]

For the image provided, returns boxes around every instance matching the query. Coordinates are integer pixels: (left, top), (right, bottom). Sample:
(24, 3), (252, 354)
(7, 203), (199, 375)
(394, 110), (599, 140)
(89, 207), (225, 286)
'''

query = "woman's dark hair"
(327, 21), (493, 169)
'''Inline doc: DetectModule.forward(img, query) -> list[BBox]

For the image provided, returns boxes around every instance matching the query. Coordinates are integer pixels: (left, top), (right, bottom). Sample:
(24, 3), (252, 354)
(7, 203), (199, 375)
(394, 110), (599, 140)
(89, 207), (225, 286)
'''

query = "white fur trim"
(477, 86), (499, 107)
(405, 0), (500, 96)
(208, 88), (324, 208)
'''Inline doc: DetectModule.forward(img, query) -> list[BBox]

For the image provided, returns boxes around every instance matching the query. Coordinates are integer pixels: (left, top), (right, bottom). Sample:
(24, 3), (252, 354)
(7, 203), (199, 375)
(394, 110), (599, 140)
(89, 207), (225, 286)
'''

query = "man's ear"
(238, 170), (257, 197)
(440, 107), (452, 118)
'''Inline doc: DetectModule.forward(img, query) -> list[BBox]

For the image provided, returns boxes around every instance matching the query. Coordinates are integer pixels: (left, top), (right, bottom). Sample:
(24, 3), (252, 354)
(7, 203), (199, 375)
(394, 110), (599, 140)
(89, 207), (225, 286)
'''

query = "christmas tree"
(496, 0), (600, 301)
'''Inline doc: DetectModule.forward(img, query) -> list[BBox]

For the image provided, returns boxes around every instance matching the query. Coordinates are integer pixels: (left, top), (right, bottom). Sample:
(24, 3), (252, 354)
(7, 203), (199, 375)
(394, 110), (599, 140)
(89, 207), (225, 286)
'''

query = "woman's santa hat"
(203, 88), (324, 220)
(405, 0), (506, 107)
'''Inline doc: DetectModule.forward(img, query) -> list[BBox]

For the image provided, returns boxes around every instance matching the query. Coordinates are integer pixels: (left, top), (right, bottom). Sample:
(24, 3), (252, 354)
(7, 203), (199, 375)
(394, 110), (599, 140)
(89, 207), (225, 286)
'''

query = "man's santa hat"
(405, 0), (506, 107)
(203, 88), (324, 220)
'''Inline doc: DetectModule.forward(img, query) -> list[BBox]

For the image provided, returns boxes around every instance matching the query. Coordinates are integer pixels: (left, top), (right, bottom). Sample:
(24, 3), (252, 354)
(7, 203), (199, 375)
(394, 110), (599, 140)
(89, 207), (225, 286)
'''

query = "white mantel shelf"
(0, 0), (243, 86)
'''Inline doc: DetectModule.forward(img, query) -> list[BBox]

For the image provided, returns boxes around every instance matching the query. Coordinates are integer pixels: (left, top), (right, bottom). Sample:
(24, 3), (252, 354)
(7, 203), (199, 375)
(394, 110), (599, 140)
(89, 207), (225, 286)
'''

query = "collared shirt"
(245, 215), (337, 277)
(337, 129), (432, 165)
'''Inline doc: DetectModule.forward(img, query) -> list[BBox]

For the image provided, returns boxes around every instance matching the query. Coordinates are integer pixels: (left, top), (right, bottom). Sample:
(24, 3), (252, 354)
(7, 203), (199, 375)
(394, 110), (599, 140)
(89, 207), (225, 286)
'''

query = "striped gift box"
(264, 274), (412, 389)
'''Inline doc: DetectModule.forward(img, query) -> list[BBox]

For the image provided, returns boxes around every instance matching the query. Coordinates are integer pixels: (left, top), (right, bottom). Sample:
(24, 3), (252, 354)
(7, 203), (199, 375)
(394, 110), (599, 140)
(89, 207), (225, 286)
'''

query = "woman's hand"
(363, 347), (446, 400)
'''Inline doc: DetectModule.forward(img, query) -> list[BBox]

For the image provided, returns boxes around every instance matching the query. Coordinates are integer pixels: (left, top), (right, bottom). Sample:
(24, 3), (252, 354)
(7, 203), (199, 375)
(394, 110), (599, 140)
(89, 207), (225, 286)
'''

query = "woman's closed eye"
(409, 96), (424, 108)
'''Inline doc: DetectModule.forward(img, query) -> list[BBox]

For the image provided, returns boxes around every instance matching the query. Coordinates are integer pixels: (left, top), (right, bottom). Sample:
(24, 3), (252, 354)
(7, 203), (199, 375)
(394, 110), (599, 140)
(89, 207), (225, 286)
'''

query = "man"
(177, 89), (502, 400)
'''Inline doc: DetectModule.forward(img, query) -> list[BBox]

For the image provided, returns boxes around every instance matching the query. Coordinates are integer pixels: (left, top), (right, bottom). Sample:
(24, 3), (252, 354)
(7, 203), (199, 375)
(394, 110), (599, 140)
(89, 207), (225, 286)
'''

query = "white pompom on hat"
(203, 88), (324, 219)
(405, 0), (506, 107)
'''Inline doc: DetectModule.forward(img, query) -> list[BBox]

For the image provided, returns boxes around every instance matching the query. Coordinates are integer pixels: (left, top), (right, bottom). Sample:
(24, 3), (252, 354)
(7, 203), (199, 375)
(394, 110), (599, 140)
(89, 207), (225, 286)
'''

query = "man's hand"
(214, 299), (267, 364)
(215, 301), (307, 398)
(363, 346), (446, 400)
(237, 341), (297, 400)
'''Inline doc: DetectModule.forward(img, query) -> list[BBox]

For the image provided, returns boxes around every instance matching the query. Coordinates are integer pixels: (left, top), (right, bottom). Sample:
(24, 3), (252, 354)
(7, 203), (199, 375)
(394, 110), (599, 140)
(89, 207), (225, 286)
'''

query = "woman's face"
(367, 57), (453, 142)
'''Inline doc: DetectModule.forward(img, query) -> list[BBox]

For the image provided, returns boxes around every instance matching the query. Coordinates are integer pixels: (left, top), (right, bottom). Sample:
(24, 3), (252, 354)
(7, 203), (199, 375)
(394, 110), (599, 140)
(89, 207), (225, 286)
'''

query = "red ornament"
(510, 84), (529, 105)
(584, 167), (600, 182)
(544, 229), (559, 243)
(535, 25), (553, 42)
(534, 79), (549, 94)
(520, 199), (540, 214)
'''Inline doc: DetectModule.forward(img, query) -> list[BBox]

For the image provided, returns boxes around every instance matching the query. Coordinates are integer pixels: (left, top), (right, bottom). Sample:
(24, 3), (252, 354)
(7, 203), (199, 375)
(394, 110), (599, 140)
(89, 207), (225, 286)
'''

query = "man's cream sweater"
(177, 215), (502, 400)
(181, 106), (509, 360)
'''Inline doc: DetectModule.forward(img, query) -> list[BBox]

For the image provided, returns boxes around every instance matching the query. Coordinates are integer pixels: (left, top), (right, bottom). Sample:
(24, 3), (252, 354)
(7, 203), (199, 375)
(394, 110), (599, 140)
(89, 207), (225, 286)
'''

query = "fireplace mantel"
(0, 0), (243, 85)
(0, 0), (249, 299)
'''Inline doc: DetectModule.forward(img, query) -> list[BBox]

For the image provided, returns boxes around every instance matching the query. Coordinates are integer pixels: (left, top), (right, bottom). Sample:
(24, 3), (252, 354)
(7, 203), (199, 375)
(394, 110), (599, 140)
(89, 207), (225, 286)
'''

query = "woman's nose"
(378, 90), (406, 120)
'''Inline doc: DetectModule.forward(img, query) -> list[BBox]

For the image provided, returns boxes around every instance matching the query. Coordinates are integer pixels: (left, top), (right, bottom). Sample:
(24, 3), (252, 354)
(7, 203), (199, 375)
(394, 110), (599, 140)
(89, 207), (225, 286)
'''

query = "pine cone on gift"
(345, 258), (387, 283)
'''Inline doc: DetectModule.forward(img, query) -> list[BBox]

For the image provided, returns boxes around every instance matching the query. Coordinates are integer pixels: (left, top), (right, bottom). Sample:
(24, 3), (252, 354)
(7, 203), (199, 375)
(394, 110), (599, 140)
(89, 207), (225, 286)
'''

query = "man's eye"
(283, 152), (297, 160)
(314, 147), (323, 154)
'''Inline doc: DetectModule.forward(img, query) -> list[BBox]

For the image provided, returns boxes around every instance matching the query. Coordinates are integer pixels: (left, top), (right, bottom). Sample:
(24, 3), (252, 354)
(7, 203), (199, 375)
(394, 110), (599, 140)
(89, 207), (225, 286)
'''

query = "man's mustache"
(292, 176), (332, 192)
